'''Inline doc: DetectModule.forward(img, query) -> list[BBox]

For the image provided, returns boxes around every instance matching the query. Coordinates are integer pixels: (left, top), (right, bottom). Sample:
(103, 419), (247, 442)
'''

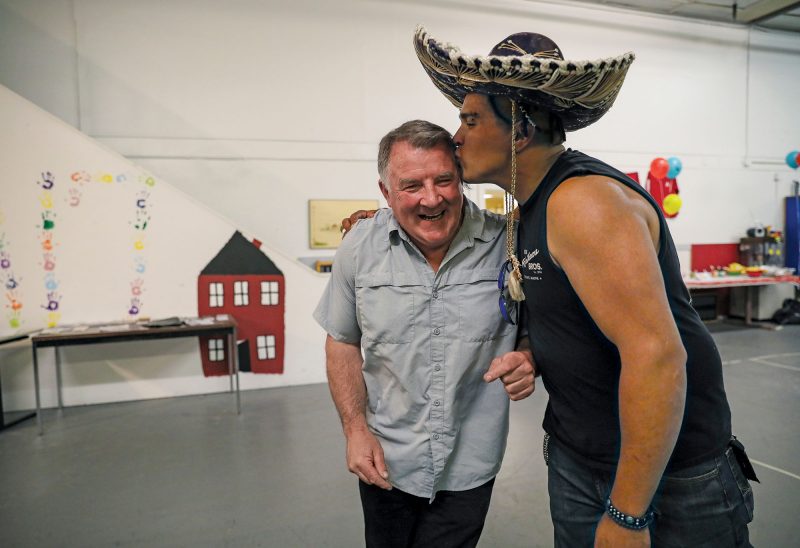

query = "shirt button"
(432, 290), (439, 299)
(434, 365), (441, 372)
(434, 400), (440, 406)
(433, 328), (441, 336)
(433, 433), (440, 440)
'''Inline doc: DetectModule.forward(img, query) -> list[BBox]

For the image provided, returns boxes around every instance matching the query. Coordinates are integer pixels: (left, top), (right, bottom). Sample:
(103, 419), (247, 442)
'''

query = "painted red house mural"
(197, 231), (285, 376)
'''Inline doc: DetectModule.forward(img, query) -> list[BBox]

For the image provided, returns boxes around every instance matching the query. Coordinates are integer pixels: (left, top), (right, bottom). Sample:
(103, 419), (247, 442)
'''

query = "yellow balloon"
(663, 193), (682, 215)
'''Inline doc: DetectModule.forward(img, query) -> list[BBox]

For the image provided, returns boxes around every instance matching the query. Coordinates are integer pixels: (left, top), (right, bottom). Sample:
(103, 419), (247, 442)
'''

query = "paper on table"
(142, 316), (184, 328)
(98, 324), (135, 332)
(185, 317), (215, 326)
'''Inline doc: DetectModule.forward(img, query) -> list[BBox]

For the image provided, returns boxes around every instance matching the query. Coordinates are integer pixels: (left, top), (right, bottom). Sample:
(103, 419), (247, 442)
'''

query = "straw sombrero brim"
(414, 26), (635, 132)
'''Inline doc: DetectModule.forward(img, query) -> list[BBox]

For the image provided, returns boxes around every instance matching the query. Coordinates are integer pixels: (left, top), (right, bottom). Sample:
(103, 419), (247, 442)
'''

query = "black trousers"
(358, 478), (495, 548)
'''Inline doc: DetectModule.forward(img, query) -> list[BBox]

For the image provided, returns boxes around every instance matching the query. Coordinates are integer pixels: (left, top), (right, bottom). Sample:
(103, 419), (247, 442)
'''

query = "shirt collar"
(386, 197), (496, 249)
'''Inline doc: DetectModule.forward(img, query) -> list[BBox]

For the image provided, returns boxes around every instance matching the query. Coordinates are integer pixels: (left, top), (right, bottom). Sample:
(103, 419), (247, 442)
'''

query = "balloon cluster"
(650, 156), (683, 216)
(786, 150), (800, 169)
(650, 156), (683, 179)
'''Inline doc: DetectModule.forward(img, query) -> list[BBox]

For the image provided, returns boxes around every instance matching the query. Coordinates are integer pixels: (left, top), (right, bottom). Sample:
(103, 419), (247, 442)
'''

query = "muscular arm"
(548, 176), (687, 545)
(325, 335), (392, 490)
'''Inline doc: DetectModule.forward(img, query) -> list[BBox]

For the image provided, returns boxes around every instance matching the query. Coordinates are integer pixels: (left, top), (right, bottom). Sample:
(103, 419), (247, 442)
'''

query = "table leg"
(745, 286), (753, 326)
(744, 285), (781, 330)
(55, 347), (63, 410)
(228, 335), (234, 394)
(33, 345), (43, 436)
(230, 328), (240, 415)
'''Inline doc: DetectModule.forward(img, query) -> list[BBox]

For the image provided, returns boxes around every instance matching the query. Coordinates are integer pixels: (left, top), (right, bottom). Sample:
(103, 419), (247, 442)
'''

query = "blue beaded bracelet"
(605, 498), (654, 530)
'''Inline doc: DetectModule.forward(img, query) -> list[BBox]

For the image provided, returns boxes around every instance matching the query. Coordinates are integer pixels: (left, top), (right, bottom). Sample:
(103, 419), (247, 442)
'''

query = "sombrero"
(414, 26), (635, 131)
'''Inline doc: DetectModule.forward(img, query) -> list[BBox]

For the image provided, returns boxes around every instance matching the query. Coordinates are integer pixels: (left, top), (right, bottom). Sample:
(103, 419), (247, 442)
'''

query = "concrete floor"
(1, 324), (799, 547)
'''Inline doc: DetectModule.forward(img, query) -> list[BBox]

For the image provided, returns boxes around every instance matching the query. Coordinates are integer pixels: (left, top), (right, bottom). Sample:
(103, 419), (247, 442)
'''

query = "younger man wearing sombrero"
(415, 27), (757, 547)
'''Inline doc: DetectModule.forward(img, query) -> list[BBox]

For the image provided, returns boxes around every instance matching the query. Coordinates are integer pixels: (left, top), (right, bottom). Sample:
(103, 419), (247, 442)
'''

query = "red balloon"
(650, 157), (669, 179)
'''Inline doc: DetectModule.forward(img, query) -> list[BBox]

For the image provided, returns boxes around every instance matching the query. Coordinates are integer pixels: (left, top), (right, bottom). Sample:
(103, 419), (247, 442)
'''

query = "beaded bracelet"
(604, 498), (654, 530)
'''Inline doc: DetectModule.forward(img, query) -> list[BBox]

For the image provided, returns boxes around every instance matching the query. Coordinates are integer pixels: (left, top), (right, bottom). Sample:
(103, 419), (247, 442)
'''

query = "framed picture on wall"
(308, 199), (380, 249)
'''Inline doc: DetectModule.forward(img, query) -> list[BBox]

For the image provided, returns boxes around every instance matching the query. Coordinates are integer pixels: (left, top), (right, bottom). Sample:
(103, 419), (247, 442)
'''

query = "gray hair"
(377, 120), (457, 181)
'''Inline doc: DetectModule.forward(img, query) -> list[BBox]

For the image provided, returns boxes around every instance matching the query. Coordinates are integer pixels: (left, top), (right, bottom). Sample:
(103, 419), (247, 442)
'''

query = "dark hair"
(486, 95), (565, 146)
(378, 120), (457, 180)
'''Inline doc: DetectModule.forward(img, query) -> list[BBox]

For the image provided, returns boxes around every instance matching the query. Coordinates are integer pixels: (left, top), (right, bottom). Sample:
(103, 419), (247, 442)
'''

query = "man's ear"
(378, 180), (390, 202)
(514, 123), (535, 151)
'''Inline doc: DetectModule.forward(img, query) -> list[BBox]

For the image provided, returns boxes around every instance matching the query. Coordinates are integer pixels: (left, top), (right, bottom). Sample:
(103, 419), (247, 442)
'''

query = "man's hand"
(345, 428), (392, 490)
(340, 209), (377, 237)
(484, 349), (536, 401)
(594, 514), (650, 548)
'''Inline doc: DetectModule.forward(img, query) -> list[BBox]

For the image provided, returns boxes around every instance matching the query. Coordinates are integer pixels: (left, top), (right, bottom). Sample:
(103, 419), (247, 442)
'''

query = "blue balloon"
(666, 156), (682, 179)
(786, 151), (800, 169)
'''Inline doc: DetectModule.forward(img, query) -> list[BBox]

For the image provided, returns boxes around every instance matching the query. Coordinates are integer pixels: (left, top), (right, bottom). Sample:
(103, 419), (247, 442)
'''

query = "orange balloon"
(650, 157), (669, 179)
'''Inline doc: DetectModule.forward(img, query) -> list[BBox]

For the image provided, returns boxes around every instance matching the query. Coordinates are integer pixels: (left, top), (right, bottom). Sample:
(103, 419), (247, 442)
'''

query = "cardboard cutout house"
(198, 231), (285, 376)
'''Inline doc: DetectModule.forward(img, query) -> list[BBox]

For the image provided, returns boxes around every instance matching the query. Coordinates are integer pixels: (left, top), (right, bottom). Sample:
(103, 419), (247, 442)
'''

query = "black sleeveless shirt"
(518, 149), (731, 470)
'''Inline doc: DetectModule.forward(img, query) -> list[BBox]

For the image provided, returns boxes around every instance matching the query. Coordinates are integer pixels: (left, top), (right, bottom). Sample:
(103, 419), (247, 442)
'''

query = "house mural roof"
(201, 231), (283, 276)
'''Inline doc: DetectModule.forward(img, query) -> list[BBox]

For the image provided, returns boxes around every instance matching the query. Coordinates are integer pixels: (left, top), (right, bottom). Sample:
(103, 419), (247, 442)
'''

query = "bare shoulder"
(548, 175), (659, 248)
(543, 178), (679, 353)
(549, 175), (648, 215)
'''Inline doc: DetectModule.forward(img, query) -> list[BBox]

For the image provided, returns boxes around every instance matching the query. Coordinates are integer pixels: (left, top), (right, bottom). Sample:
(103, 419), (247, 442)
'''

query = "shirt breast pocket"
(355, 272), (415, 344)
(454, 268), (516, 342)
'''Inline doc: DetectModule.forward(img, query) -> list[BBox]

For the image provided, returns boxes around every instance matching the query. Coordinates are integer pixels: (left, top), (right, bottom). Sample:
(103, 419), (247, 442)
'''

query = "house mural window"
(257, 335), (276, 360)
(209, 282), (224, 307)
(234, 280), (249, 306)
(261, 281), (279, 305)
(208, 338), (225, 361)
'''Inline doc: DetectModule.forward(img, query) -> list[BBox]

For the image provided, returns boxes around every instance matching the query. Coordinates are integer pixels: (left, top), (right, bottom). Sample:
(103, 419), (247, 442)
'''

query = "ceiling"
(563, 0), (800, 32)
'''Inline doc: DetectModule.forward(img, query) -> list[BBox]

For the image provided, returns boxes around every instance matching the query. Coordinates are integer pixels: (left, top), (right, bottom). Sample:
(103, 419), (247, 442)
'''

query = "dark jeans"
(546, 434), (755, 547)
(358, 478), (495, 548)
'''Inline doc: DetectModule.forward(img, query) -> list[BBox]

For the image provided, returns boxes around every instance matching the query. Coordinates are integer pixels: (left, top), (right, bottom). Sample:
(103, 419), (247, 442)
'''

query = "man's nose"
(420, 184), (442, 207)
(453, 128), (463, 147)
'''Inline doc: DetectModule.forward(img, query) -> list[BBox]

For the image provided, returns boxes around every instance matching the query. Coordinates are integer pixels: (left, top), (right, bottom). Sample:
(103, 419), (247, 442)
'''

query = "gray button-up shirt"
(314, 198), (519, 499)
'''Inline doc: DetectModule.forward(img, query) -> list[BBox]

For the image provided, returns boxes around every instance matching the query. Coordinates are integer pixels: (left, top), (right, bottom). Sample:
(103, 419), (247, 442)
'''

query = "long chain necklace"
(506, 102), (525, 302)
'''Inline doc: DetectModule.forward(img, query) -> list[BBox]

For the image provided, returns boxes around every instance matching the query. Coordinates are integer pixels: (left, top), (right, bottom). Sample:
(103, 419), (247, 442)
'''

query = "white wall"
(65, 0), (751, 148)
(0, 86), (329, 411)
(1, 0), (800, 410)
(2, 0), (799, 258)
